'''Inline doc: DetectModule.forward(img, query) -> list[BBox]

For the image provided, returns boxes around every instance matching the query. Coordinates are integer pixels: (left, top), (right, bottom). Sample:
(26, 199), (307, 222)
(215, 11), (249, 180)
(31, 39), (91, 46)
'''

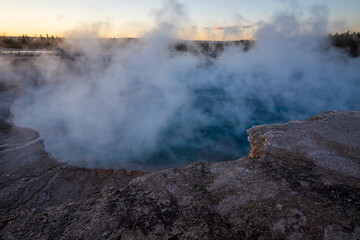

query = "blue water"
(127, 87), (288, 170)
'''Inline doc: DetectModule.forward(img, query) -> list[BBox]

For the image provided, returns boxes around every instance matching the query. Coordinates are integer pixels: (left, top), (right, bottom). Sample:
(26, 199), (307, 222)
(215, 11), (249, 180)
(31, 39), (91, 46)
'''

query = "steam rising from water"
(7, 2), (360, 170)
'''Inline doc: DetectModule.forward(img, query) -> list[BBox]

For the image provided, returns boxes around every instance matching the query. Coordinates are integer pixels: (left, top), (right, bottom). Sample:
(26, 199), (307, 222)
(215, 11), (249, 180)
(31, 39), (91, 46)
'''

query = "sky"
(0, 0), (359, 40)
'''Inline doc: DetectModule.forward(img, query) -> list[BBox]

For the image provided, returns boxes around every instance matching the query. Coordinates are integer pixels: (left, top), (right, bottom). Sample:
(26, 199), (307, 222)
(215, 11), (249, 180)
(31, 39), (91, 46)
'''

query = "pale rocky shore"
(1, 109), (360, 239)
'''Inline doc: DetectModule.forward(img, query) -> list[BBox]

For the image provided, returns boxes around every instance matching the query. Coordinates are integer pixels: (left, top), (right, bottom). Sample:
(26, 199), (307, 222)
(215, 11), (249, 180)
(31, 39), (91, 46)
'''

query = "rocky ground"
(0, 79), (359, 239)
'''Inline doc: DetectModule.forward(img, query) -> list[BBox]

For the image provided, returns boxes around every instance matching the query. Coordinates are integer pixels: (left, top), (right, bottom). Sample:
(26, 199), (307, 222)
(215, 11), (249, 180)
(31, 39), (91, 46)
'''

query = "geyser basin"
(9, 20), (360, 170)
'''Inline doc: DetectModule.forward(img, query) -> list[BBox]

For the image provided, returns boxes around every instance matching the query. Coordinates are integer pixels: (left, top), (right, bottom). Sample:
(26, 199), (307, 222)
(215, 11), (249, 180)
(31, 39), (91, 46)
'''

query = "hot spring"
(7, 11), (360, 170)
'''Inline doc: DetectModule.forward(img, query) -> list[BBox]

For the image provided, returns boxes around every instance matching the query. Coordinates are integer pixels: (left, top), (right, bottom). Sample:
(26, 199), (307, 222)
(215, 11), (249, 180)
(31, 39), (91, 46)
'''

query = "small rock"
(276, 204), (283, 211)
(107, 186), (115, 192)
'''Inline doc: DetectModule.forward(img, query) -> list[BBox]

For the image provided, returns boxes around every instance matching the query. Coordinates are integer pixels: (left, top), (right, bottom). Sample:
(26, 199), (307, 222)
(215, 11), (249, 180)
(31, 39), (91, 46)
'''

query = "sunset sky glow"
(1, 0), (359, 40)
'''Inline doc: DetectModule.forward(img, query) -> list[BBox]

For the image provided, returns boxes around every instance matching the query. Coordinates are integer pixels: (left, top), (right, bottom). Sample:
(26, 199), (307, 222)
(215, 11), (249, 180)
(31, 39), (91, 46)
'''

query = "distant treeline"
(172, 40), (254, 58)
(1, 32), (359, 57)
(171, 32), (360, 58)
(329, 31), (360, 58)
(171, 33), (360, 58)
(0, 34), (63, 49)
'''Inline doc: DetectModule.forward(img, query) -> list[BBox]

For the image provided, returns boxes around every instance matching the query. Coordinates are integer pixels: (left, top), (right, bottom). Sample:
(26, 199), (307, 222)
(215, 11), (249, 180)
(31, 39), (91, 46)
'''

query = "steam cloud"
(4, 1), (360, 170)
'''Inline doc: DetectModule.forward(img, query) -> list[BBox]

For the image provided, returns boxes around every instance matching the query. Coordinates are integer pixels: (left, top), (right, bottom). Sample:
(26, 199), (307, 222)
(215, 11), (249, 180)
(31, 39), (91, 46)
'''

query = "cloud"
(211, 25), (254, 31)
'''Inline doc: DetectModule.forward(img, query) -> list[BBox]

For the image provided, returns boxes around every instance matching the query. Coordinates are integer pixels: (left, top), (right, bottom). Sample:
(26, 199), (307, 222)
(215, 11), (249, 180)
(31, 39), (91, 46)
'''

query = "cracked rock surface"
(1, 80), (359, 239)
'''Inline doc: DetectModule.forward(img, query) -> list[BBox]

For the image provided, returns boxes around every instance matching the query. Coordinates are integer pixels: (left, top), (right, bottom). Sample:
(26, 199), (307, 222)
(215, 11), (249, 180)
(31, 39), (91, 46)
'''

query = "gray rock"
(0, 111), (360, 239)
